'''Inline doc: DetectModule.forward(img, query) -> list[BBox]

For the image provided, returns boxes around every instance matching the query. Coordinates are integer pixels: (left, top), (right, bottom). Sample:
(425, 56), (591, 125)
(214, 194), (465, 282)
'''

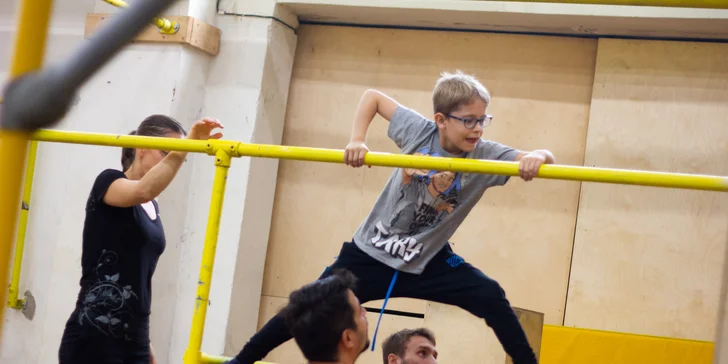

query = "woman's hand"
(188, 117), (224, 140)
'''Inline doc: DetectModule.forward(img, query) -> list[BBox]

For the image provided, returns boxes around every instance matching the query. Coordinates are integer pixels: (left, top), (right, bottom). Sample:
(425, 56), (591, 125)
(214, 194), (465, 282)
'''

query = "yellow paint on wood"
(541, 325), (714, 364)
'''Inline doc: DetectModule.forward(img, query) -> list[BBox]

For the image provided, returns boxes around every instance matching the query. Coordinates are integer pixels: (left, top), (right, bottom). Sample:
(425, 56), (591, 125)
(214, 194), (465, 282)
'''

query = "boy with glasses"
(227, 70), (554, 364)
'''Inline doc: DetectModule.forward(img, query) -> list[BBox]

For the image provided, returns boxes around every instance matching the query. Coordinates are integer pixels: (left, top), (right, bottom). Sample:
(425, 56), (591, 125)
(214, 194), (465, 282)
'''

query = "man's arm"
(345, 89), (400, 168)
(514, 149), (556, 182)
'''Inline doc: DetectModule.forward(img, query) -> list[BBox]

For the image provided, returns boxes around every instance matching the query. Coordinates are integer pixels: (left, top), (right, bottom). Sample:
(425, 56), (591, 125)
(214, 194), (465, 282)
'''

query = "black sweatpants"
(232, 241), (537, 364)
(58, 320), (150, 364)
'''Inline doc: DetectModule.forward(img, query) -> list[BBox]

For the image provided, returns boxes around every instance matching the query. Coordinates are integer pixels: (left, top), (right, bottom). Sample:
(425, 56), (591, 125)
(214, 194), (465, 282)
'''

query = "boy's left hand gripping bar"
(0, 0), (177, 131)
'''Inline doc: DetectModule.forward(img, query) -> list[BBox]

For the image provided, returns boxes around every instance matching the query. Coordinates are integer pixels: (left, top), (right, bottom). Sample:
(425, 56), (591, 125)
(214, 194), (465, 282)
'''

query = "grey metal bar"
(1, 0), (177, 131)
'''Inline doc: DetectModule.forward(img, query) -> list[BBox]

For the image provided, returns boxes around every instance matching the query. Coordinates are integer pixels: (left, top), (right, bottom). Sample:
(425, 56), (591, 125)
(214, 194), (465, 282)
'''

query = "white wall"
(0, 0), (296, 362)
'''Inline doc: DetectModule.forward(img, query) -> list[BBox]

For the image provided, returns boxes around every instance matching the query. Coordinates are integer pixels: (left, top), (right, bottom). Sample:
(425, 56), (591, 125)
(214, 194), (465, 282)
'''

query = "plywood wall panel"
(424, 302), (506, 363)
(425, 303), (545, 364)
(565, 38), (728, 341)
(262, 24), (597, 331)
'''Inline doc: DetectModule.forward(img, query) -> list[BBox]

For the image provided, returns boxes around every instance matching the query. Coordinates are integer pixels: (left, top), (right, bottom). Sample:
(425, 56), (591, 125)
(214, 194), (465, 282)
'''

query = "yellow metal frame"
(101, 0), (179, 34)
(0, 0), (54, 342)
(4, 128), (726, 363)
(183, 144), (238, 364)
(7, 140), (38, 309)
(1, 0), (726, 359)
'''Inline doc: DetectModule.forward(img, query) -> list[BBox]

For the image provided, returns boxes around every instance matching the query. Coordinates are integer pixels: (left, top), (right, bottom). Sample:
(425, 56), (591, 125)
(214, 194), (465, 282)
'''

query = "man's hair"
(381, 327), (437, 364)
(280, 269), (359, 362)
(432, 70), (491, 116)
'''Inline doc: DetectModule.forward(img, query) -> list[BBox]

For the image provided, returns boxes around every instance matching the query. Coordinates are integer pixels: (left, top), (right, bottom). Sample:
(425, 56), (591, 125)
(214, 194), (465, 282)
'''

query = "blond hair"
(432, 70), (491, 115)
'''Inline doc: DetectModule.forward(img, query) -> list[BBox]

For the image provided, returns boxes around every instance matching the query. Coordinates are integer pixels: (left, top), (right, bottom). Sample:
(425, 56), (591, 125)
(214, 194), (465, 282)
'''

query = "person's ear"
(434, 113), (447, 130)
(342, 328), (356, 349)
(387, 353), (401, 364)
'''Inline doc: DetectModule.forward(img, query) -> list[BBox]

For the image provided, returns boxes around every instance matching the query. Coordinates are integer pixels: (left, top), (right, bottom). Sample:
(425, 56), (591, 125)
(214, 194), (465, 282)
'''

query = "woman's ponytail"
(120, 129), (138, 172)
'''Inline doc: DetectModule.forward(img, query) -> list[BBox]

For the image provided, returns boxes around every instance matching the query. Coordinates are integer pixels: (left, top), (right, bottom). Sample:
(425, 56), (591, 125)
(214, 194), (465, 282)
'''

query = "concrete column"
(164, 0), (298, 361)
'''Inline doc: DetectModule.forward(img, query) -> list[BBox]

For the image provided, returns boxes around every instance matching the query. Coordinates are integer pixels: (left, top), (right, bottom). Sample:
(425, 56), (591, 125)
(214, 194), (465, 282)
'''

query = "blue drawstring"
(370, 270), (399, 351)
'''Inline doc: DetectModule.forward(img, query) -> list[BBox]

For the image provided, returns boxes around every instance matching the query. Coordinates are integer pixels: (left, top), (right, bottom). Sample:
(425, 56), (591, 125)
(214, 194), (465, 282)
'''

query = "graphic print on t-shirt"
(77, 249), (137, 340)
(370, 147), (462, 262)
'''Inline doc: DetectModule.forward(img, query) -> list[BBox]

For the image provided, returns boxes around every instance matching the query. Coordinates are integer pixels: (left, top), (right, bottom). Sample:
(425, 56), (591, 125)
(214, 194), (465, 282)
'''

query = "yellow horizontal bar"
(199, 352), (273, 364)
(492, 0), (728, 9)
(29, 129), (728, 192)
(199, 353), (231, 364)
(31, 129), (211, 154)
(237, 144), (728, 192)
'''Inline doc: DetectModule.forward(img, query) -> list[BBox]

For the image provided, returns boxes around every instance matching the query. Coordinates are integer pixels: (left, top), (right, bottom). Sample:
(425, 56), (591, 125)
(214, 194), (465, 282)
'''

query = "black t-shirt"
(66, 169), (166, 342)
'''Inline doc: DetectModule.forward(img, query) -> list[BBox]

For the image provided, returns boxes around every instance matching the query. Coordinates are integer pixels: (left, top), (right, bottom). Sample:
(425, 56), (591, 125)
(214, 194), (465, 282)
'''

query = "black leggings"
(232, 241), (537, 364)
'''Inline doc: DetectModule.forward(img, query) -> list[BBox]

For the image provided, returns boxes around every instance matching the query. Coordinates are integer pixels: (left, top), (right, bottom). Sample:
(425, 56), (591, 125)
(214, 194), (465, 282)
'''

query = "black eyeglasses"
(446, 114), (493, 129)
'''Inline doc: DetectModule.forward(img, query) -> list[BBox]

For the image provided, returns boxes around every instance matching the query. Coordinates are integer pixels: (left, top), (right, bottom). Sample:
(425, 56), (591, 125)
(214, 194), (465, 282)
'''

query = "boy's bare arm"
(349, 89), (399, 142)
(345, 89), (400, 168)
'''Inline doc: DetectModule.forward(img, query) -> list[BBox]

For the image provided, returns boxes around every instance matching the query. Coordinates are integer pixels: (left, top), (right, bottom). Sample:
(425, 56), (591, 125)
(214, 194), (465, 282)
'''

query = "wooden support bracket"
(84, 13), (221, 56)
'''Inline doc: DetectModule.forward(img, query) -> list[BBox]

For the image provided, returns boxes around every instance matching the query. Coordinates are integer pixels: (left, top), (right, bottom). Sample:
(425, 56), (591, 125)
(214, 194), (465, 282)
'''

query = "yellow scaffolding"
(101, 0), (179, 34)
(2, 0), (728, 362)
(7, 140), (37, 310)
(0, 0), (54, 335)
(17, 128), (728, 363)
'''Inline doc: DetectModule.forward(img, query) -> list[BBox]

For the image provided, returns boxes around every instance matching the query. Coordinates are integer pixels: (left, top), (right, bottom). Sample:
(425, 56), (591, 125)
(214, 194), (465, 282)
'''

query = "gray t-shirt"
(352, 105), (520, 274)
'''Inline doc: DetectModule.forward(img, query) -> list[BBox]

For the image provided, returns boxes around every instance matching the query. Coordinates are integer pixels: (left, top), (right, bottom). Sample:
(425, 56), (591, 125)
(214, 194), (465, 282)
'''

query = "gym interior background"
(1, 0), (727, 363)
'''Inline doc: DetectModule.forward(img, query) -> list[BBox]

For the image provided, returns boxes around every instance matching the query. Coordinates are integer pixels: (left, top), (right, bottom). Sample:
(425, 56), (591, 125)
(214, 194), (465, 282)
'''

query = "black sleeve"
(90, 169), (127, 204)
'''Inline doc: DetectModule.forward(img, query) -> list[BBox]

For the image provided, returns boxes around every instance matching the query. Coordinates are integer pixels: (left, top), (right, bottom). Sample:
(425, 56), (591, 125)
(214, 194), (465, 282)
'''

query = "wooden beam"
(279, 0), (728, 41)
(84, 13), (221, 56)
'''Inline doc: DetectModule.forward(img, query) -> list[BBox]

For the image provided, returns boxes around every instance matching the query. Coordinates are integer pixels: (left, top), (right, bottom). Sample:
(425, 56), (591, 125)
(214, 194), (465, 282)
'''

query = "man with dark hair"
(231, 269), (369, 364)
(381, 328), (438, 364)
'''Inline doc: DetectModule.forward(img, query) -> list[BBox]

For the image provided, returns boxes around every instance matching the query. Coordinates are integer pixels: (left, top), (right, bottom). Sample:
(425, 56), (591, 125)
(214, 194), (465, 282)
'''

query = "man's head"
(381, 328), (438, 364)
(280, 269), (370, 363)
(432, 70), (493, 155)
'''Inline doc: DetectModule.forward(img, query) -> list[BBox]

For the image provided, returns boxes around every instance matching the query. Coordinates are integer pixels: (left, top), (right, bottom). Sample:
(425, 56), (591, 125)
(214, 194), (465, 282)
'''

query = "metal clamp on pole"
(0, 0), (178, 132)
(102, 0), (180, 34)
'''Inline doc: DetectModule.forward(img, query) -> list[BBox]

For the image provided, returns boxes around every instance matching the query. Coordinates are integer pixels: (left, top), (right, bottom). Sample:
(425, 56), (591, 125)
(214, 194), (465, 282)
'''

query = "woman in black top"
(58, 114), (224, 364)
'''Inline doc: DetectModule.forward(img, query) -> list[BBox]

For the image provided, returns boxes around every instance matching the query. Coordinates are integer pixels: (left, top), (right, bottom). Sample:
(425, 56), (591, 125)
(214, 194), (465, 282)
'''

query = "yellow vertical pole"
(0, 0), (54, 334)
(183, 147), (232, 364)
(8, 140), (38, 308)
